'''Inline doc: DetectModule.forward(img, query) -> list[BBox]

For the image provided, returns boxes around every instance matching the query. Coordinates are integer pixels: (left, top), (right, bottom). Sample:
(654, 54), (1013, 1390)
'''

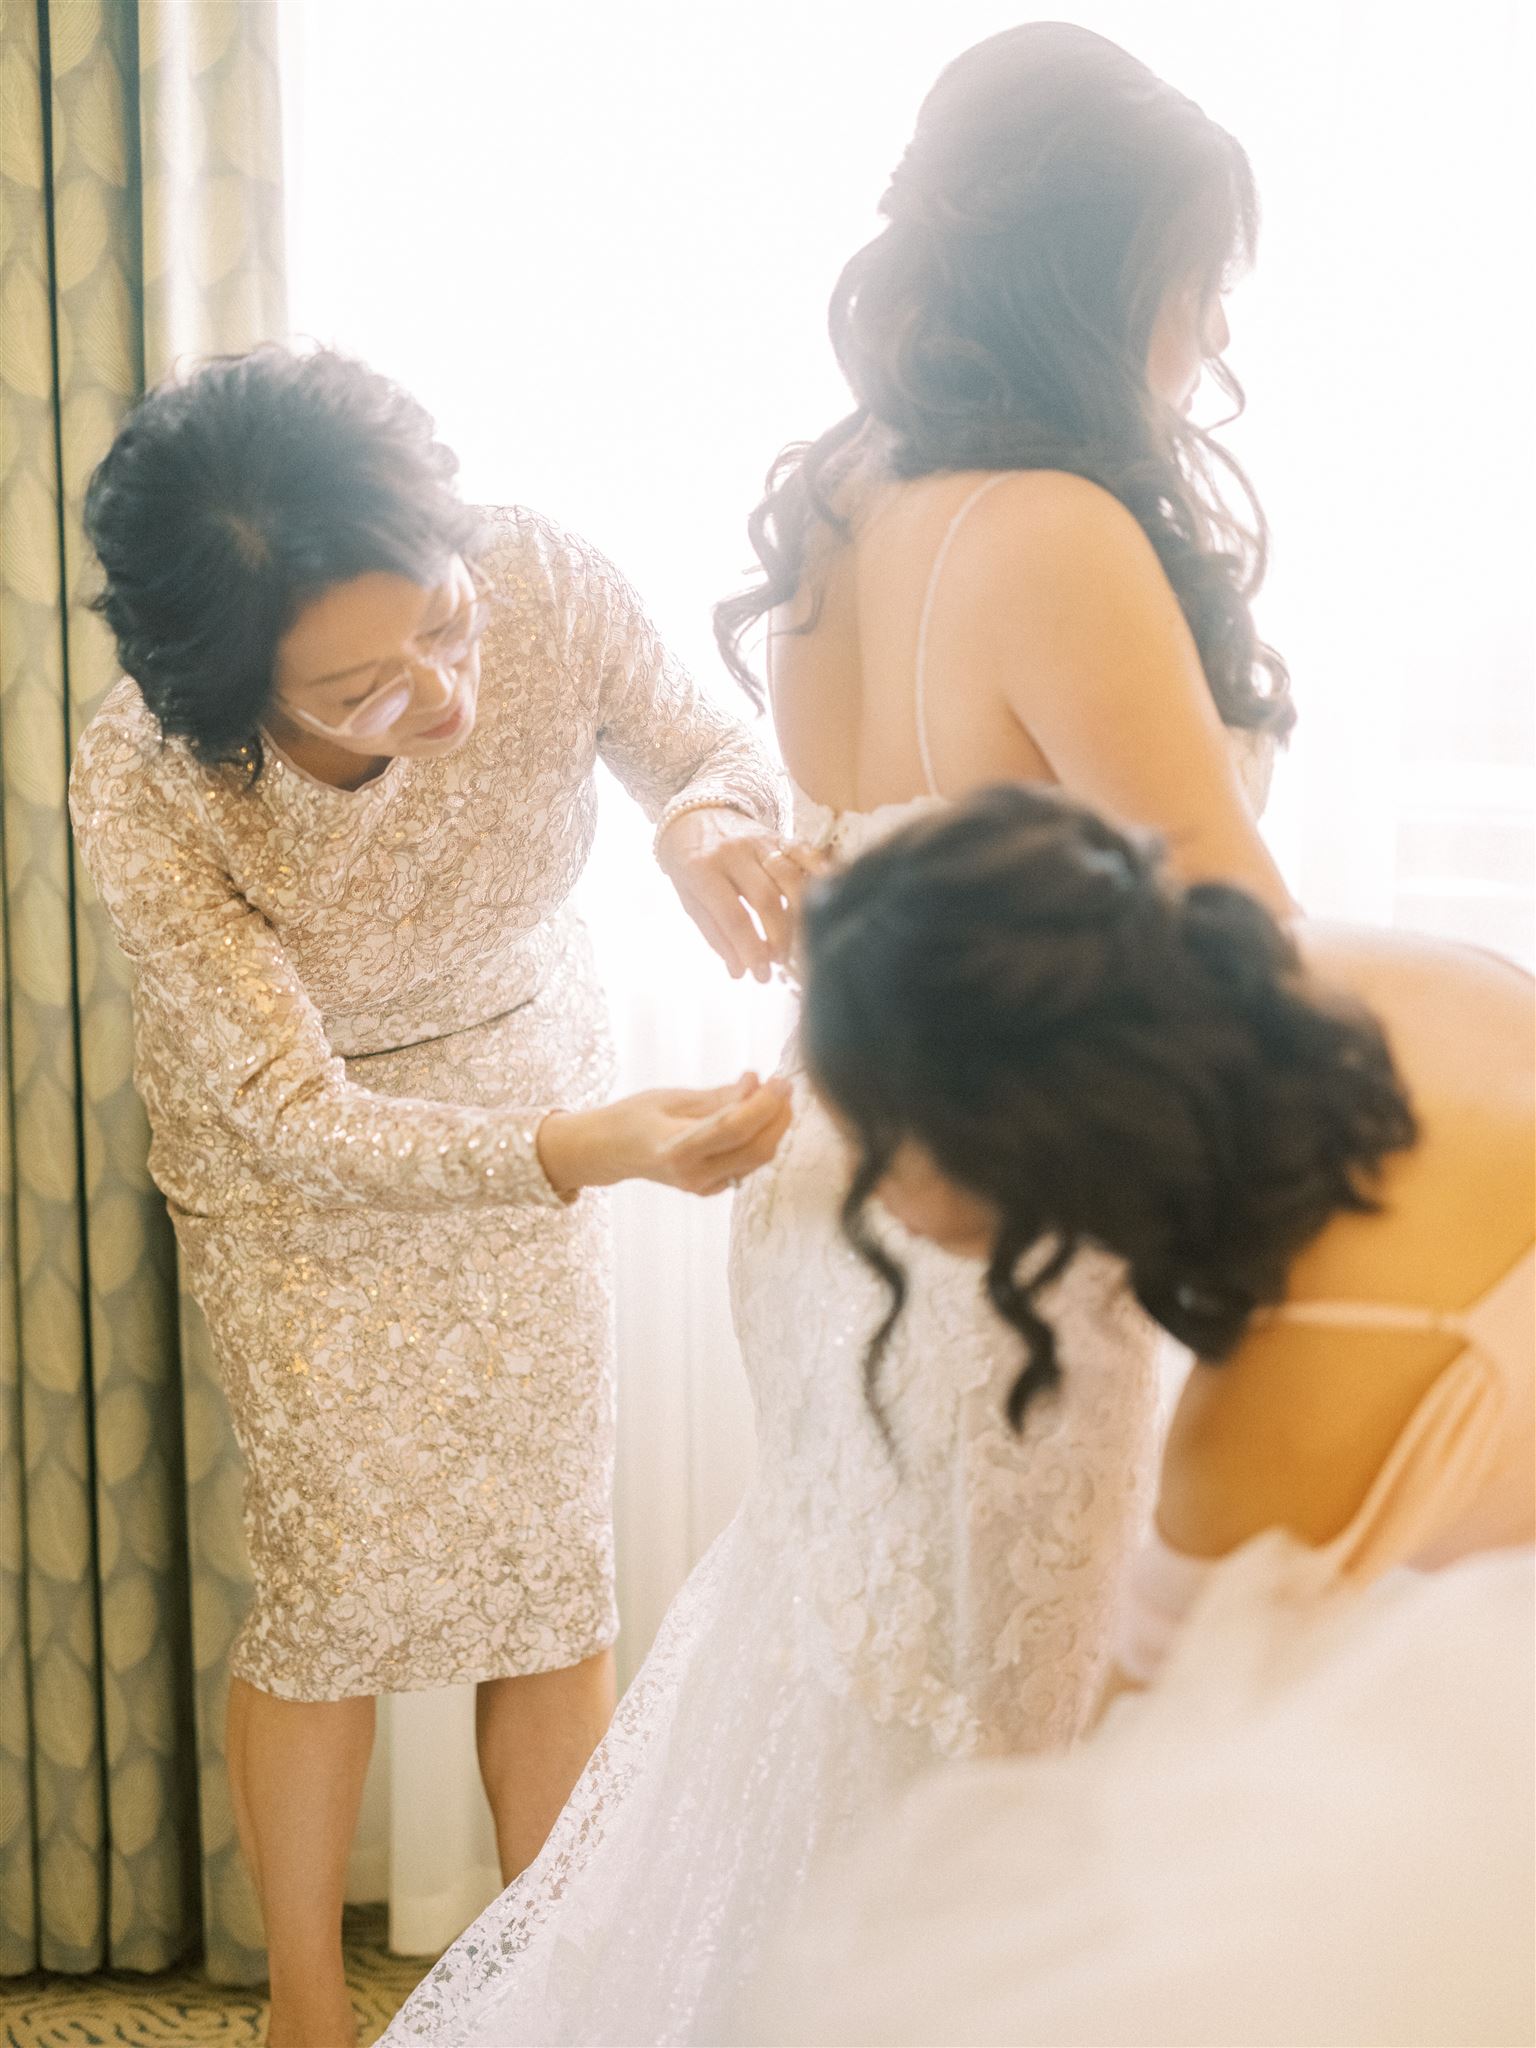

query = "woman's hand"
(537, 1073), (793, 1199)
(656, 808), (826, 983)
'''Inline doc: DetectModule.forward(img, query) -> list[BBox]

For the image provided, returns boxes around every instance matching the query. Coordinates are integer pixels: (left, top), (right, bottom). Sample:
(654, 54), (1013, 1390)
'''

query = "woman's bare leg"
(227, 1676), (375, 2048)
(225, 1673), (261, 1912)
(475, 1650), (616, 1882)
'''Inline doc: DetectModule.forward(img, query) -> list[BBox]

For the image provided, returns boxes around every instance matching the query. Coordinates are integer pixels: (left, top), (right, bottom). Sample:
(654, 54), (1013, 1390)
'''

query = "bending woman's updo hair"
(716, 20), (1292, 739)
(801, 786), (1416, 1431)
(84, 345), (482, 777)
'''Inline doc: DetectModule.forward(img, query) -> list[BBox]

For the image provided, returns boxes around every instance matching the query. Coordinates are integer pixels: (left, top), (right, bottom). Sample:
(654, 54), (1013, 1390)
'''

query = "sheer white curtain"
(279, 0), (1533, 1953)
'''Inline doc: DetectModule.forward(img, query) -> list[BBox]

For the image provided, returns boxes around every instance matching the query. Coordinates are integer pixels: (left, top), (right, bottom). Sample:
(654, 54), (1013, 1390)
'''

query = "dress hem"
(229, 1624), (622, 1704)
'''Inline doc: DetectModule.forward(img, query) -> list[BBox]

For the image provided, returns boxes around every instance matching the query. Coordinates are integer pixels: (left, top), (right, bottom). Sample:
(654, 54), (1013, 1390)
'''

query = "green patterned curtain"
(0, 0), (285, 1984)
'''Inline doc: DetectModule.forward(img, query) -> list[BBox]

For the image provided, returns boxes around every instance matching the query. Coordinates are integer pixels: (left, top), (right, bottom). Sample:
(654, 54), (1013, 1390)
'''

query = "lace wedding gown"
(751, 1540), (1536, 2048)
(384, 798), (1164, 2047)
(385, 481), (1273, 2047)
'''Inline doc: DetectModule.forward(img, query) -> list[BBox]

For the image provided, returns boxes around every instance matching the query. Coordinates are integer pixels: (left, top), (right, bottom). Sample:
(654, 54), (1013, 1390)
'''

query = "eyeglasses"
(281, 571), (494, 742)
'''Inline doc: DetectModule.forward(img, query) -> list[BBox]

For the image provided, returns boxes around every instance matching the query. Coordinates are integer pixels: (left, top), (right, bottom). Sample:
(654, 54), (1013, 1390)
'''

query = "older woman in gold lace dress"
(70, 347), (799, 2046)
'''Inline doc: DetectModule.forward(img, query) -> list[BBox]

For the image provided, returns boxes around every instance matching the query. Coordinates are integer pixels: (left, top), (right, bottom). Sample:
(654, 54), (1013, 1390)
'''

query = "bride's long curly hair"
(801, 787), (1417, 1433)
(715, 21), (1293, 739)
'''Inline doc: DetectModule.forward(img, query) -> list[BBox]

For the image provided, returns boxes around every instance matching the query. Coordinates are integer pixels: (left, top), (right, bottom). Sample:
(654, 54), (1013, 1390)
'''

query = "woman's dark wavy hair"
(801, 786), (1416, 1433)
(716, 21), (1292, 740)
(84, 345), (482, 779)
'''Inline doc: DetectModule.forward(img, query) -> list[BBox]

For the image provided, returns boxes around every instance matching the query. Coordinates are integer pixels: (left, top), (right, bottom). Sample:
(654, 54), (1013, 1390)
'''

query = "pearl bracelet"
(652, 794), (757, 862)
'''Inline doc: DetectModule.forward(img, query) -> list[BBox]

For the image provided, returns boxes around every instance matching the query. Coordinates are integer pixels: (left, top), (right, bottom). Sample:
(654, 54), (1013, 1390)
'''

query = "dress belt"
(339, 994), (537, 1064)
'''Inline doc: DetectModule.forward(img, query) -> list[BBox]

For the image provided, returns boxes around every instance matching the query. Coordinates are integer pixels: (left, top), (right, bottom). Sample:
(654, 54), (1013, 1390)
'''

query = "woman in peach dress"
(753, 780), (1532, 2046)
(798, 783), (1531, 1636)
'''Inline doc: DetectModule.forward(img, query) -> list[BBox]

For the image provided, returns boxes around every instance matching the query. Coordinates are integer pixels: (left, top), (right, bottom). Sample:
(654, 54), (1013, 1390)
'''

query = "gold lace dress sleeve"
(509, 505), (783, 834)
(67, 503), (780, 1701)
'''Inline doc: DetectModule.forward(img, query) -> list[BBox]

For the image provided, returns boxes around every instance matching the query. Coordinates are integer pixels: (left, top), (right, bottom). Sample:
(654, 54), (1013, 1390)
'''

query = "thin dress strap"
(1270, 1248), (1535, 1351)
(913, 474), (1013, 799)
(1262, 1300), (1466, 1336)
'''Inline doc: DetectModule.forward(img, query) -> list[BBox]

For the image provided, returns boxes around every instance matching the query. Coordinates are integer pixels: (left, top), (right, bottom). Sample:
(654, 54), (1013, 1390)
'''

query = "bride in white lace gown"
(386, 25), (1295, 2046)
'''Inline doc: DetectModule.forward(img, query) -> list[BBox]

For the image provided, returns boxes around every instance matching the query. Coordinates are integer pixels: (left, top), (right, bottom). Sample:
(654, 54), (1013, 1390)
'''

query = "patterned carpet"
(0, 1906), (434, 2047)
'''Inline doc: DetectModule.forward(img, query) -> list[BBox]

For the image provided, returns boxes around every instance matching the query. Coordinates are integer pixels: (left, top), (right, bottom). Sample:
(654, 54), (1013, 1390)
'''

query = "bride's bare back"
(770, 467), (1292, 916)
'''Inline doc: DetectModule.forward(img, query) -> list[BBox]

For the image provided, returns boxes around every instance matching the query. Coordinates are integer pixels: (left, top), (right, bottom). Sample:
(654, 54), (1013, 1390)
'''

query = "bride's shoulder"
(840, 467), (1149, 589)
(877, 473), (1172, 661)
(940, 468), (1150, 562)
(869, 471), (1158, 614)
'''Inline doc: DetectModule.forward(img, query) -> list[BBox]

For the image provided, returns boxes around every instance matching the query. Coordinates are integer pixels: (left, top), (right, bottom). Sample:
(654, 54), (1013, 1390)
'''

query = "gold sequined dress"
(70, 507), (782, 1703)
